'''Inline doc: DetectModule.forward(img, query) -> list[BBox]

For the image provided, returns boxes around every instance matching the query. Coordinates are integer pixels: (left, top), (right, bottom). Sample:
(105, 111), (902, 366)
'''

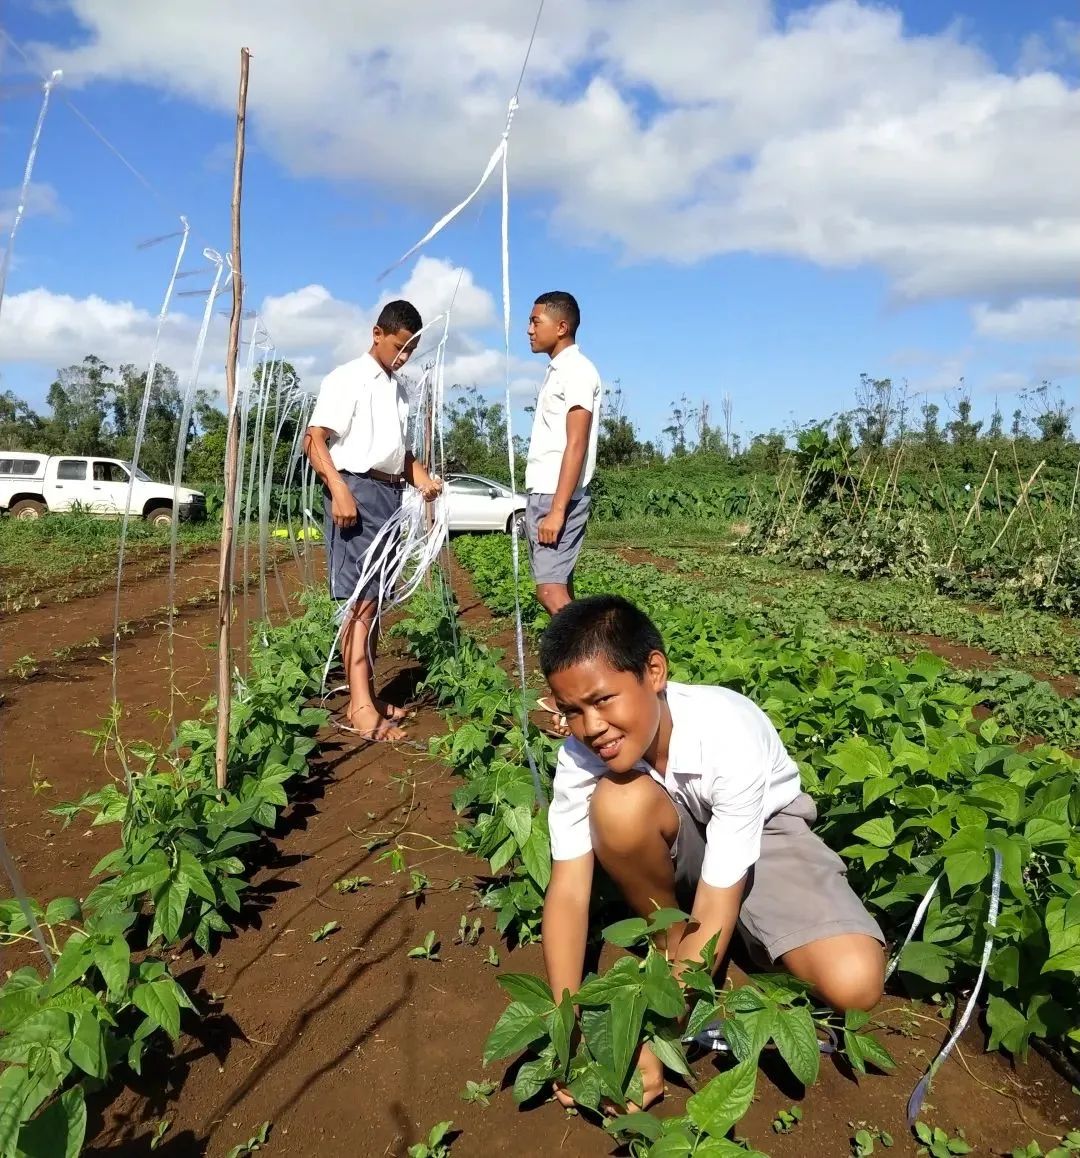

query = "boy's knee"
(815, 945), (884, 1013)
(590, 774), (672, 858)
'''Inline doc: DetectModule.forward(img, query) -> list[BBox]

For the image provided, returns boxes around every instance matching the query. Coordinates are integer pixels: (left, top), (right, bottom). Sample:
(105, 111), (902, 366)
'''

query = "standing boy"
(524, 291), (602, 617)
(304, 299), (441, 742)
(539, 594), (886, 1111)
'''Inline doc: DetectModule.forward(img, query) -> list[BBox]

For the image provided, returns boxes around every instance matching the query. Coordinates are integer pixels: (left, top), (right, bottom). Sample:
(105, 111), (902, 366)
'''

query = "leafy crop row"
(451, 535), (1080, 1069)
(0, 594), (336, 1156)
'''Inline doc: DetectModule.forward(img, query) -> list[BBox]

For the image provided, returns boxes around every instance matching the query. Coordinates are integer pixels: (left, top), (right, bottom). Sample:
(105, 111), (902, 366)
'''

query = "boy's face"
(527, 304), (566, 355)
(547, 651), (668, 775)
(372, 325), (419, 374)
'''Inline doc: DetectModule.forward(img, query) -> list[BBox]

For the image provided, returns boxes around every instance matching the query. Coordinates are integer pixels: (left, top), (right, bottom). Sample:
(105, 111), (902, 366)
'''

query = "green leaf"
(610, 991), (646, 1084)
(519, 820), (551, 891)
(852, 817), (895, 848)
(687, 1059), (758, 1138)
(944, 850), (989, 894)
(898, 940), (952, 985)
(177, 850), (217, 904)
(643, 952), (684, 1019)
(483, 1002), (546, 1065)
(117, 856), (172, 897)
(574, 958), (643, 1006)
(0, 1066), (30, 1155)
(43, 898), (81, 925)
(512, 1052), (557, 1104)
(42, 934), (93, 996)
(495, 974), (554, 1014)
(602, 917), (650, 948)
(647, 1028), (692, 1078)
(502, 804), (531, 849)
(0, 1009), (72, 1064)
(132, 979), (181, 1041)
(16, 1086), (86, 1158)
(604, 1113), (664, 1142)
(152, 877), (191, 945)
(92, 935), (131, 1001)
(69, 1012), (109, 1078)
(772, 1005), (820, 1086)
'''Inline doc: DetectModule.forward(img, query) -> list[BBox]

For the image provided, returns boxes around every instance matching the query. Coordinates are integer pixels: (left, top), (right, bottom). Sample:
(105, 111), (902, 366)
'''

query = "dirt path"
(56, 560), (1075, 1158)
(0, 550), (313, 909)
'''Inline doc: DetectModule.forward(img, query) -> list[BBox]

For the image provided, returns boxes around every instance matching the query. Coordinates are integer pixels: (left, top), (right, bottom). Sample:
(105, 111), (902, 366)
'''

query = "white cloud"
(0, 257), (533, 399)
(971, 297), (1080, 342)
(0, 182), (63, 231)
(23, 0), (1080, 304)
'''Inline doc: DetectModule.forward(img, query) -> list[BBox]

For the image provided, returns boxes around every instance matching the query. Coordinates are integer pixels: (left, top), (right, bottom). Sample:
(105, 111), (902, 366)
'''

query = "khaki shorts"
(525, 492), (590, 585)
(672, 792), (885, 965)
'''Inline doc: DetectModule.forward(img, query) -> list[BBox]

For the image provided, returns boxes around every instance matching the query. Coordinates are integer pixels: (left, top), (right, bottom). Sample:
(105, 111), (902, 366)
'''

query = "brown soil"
(2, 555), (1076, 1157)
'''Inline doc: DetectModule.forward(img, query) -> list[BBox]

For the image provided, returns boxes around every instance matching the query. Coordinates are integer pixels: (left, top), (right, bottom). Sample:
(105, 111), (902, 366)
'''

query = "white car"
(445, 473), (526, 535)
(0, 452), (206, 526)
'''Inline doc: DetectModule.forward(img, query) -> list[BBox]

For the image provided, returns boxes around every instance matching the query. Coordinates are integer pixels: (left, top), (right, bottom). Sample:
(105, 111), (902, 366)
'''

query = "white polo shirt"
(308, 352), (410, 475)
(525, 344), (602, 495)
(547, 683), (801, 889)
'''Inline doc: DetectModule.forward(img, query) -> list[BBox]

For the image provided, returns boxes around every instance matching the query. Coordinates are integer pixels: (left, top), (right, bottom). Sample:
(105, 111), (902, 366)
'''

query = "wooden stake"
(947, 450), (997, 570)
(990, 461), (1045, 552)
(215, 47), (251, 791)
(931, 458), (959, 538)
(1046, 460), (1080, 593)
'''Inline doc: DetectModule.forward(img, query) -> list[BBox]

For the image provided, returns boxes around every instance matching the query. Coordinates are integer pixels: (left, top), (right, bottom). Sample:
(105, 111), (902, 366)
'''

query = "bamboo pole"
(1046, 460), (1080, 593)
(946, 450), (997, 570)
(215, 47), (251, 792)
(990, 461), (1045, 552)
(930, 457), (959, 539)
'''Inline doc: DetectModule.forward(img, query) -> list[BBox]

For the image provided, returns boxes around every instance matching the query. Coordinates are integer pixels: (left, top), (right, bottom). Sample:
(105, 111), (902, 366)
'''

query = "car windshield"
(122, 462), (153, 482)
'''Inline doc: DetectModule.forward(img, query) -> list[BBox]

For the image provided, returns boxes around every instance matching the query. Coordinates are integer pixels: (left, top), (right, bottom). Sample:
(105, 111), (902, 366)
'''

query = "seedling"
(408, 930), (440, 960)
(914, 1122), (972, 1156)
(408, 1120), (455, 1158)
(455, 914), (482, 946)
(485, 945), (500, 967)
(1012, 1132), (1080, 1158)
(309, 921), (340, 943)
(150, 1118), (172, 1150)
(407, 870), (431, 903)
(851, 1124), (894, 1155)
(772, 1106), (803, 1134)
(377, 846), (407, 874)
(334, 876), (371, 893)
(226, 1121), (271, 1158)
(460, 1079), (498, 1107)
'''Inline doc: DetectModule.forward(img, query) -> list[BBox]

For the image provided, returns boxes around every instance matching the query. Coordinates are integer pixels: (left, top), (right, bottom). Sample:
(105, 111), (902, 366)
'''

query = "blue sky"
(1, 0), (1077, 453)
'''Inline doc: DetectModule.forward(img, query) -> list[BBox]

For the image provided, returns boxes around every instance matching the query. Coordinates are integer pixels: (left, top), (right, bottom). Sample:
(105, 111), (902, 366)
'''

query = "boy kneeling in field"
(540, 595), (886, 1110)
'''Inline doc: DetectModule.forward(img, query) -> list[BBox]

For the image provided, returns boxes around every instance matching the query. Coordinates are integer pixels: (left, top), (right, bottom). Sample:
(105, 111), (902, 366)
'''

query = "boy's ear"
(646, 650), (668, 692)
(371, 324), (384, 342)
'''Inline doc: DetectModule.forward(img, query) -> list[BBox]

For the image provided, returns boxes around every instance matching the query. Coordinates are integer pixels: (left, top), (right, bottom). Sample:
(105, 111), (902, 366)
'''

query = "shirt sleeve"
(699, 738), (768, 888)
(548, 742), (603, 862)
(562, 362), (599, 414)
(308, 367), (356, 439)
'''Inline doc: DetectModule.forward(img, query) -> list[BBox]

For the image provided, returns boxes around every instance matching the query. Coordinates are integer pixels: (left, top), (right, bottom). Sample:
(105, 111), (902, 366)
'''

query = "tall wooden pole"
(215, 48), (251, 791)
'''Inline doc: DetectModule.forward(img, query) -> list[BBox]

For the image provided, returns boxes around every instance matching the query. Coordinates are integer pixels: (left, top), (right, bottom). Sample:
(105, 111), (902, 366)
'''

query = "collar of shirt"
(361, 349), (398, 389)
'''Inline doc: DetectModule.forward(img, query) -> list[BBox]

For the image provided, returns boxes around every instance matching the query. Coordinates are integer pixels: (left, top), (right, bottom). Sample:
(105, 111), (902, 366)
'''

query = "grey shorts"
(672, 792), (885, 965)
(323, 472), (403, 602)
(525, 492), (591, 585)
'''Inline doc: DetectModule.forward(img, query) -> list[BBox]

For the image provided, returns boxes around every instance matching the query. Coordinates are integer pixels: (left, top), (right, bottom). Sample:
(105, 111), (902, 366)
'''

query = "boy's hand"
(553, 1081), (576, 1109)
(537, 508), (565, 545)
(330, 485), (358, 529)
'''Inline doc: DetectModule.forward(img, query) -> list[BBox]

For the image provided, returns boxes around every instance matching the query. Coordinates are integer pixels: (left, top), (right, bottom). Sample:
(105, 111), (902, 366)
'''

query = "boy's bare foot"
(374, 697), (409, 723)
(338, 703), (407, 742)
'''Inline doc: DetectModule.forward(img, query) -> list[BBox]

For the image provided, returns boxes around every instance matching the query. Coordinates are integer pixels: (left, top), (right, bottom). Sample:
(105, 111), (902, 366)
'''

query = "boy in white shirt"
(524, 291), (602, 617)
(540, 594), (885, 1111)
(304, 300), (441, 741)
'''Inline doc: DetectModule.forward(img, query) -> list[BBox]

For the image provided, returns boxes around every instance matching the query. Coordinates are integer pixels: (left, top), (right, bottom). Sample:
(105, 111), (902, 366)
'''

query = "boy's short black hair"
(534, 290), (580, 337)
(376, 299), (422, 335)
(539, 594), (666, 679)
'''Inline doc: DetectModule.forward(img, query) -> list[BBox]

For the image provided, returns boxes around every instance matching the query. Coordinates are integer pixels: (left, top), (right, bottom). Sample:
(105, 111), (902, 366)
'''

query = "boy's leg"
(588, 771), (682, 939)
(738, 794), (886, 1014)
(363, 615), (407, 722)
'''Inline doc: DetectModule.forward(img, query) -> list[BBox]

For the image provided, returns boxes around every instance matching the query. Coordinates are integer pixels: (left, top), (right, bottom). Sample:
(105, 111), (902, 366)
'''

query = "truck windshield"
(122, 462), (153, 482)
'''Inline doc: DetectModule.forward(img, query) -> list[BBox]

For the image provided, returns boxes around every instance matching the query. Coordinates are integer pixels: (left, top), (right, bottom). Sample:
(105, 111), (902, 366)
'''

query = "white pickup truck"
(0, 452), (207, 526)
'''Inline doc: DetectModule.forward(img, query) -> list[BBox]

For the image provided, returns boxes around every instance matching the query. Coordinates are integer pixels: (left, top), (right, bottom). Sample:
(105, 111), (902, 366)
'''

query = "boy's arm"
(542, 852), (594, 1002)
(305, 426), (357, 529)
(537, 407), (592, 545)
(402, 451), (443, 501)
(669, 876), (748, 978)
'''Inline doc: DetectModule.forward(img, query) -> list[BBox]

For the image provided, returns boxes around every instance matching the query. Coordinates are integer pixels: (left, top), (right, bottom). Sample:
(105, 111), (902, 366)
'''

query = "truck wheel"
(148, 507), (174, 528)
(10, 499), (47, 521)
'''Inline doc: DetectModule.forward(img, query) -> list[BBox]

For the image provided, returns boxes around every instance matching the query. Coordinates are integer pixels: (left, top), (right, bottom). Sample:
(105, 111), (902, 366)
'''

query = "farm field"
(2, 514), (1078, 1158)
